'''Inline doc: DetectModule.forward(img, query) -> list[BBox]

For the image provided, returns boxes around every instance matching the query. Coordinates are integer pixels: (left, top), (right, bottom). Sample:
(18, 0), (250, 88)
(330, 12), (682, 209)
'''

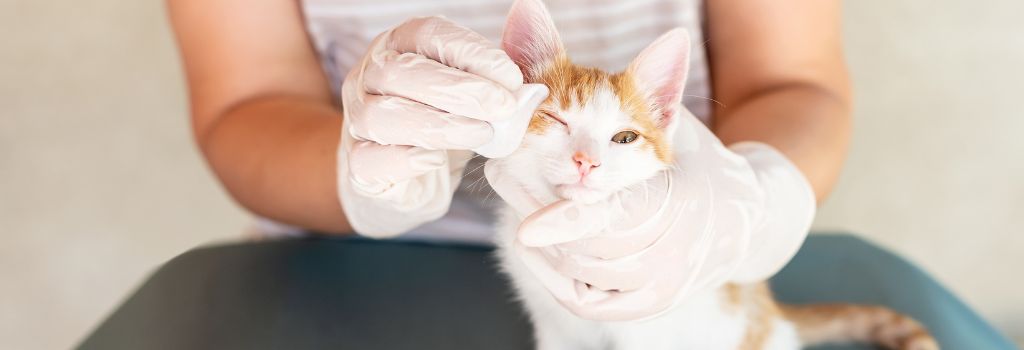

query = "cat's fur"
(492, 0), (939, 349)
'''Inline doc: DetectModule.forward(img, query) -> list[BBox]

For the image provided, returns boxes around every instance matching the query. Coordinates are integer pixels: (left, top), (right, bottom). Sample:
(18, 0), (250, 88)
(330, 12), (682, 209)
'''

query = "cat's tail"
(781, 303), (939, 350)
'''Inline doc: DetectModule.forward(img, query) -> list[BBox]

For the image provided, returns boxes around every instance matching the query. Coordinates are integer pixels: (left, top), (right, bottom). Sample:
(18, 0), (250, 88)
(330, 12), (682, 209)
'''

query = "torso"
(302, 0), (711, 243)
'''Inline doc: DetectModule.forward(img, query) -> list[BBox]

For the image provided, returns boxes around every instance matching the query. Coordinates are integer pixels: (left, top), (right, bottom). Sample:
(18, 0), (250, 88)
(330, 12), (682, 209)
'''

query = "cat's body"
(488, 45), (805, 350)
(491, 0), (938, 349)
(498, 209), (801, 349)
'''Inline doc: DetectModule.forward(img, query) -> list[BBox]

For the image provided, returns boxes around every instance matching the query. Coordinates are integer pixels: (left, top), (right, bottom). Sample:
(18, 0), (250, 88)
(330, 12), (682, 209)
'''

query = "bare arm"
(707, 0), (852, 202)
(167, 0), (352, 233)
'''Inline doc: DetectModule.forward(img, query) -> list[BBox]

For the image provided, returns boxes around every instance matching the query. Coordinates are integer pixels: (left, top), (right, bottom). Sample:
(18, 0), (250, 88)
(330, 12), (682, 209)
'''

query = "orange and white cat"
(493, 0), (938, 349)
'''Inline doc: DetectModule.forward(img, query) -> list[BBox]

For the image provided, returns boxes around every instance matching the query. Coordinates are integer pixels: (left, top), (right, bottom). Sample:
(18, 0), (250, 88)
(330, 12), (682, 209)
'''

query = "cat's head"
(498, 0), (691, 204)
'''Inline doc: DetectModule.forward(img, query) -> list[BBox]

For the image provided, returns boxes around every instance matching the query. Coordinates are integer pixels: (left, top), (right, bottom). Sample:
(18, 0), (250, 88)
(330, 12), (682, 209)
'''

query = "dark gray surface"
(78, 234), (1016, 350)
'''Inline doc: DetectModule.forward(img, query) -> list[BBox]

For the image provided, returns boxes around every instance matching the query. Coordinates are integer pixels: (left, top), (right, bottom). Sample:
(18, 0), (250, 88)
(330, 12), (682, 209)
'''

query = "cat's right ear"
(502, 0), (564, 80)
(626, 28), (690, 133)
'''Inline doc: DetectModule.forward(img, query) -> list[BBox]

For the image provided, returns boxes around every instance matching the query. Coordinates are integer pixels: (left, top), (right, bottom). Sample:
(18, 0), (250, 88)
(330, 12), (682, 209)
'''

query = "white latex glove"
(337, 16), (549, 237)
(485, 110), (816, 321)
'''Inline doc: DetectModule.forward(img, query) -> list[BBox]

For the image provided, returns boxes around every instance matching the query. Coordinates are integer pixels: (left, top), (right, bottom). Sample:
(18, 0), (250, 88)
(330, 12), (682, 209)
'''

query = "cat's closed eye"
(540, 110), (567, 127)
(611, 130), (639, 144)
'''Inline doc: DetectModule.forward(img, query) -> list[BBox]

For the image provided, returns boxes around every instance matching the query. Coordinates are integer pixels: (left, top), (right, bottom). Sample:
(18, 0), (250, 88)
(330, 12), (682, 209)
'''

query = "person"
(167, 0), (849, 320)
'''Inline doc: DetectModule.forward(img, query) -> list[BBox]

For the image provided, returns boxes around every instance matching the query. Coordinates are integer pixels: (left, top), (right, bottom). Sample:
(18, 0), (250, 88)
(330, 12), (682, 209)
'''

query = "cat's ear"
(627, 28), (691, 131)
(502, 0), (564, 80)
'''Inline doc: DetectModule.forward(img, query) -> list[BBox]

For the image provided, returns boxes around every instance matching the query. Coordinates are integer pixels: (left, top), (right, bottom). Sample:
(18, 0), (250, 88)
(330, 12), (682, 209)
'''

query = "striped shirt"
(302, 0), (710, 243)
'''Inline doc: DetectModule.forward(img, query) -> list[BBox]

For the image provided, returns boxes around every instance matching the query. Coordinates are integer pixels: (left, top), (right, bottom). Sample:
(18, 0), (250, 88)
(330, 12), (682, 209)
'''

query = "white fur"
(496, 1), (803, 348)
(499, 86), (668, 205)
(496, 208), (801, 350)
(493, 86), (802, 350)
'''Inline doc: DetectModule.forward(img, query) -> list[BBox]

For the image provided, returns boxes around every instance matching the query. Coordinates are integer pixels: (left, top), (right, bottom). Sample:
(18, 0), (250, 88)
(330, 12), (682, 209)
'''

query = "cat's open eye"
(611, 130), (640, 144)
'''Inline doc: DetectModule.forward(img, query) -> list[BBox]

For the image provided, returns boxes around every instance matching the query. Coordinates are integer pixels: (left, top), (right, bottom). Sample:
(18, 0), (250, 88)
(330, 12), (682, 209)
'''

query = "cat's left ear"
(502, 0), (565, 81)
(627, 28), (691, 132)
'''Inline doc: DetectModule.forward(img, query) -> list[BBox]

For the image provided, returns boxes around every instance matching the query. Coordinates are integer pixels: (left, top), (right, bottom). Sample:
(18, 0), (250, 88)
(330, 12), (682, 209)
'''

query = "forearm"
(199, 95), (353, 234)
(712, 84), (851, 202)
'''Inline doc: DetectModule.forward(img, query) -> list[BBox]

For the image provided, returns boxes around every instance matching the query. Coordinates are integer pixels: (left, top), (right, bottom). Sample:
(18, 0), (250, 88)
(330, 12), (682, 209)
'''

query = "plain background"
(2, 0), (1022, 349)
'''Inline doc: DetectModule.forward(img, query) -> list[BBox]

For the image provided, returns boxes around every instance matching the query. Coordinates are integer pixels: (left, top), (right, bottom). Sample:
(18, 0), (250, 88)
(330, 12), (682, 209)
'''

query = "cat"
(490, 0), (939, 349)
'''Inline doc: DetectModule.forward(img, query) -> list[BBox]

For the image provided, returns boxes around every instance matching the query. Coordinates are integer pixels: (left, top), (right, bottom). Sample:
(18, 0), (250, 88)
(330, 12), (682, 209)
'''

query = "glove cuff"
(336, 132), (465, 238)
(727, 141), (817, 283)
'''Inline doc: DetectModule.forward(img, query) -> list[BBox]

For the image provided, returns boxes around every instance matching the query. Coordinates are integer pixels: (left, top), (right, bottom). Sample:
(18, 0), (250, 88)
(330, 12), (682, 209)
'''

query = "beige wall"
(1, 0), (1021, 349)
(816, 0), (1024, 340)
(1, 1), (250, 349)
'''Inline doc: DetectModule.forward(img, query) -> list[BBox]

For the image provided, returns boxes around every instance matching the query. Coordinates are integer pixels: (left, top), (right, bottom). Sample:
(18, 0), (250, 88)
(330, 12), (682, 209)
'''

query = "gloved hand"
(337, 16), (549, 237)
(485, 109), (816, 321)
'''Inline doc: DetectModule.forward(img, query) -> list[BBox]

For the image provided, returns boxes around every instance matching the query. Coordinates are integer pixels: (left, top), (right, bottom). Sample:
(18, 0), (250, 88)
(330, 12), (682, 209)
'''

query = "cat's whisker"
(682, 94), (725, 108)
(462, 160), (487, 178)
(458, 169), (485, 188)
(483, 186), (499, 203)
(467, 174), (488, 193)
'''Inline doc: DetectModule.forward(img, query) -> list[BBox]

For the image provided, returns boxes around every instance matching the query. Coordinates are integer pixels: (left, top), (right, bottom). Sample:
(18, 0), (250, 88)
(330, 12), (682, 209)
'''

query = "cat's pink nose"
(573, 151), (601, 177)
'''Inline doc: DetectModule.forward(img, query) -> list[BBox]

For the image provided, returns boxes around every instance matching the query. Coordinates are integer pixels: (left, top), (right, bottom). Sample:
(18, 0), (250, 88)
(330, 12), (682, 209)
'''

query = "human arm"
(707, 0), (852, 202)
(167, 0), (352, 233)
(170, 0), (548, 236)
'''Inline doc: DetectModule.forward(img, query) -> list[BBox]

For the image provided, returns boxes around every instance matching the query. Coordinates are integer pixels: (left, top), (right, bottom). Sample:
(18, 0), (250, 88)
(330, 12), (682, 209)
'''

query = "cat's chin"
(555, 183), (612, 204)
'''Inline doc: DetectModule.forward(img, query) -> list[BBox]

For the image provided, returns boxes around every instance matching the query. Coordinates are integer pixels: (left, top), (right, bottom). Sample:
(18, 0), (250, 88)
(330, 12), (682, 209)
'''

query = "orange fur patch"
(781, 303), (939, 349)
(721, 283), (744, 314)
(525, 56), (674, 164)
(527, 107), (554, 134)
(609, 71), (672, 163)
(720, 283), (938, 350)
(528, 56), (604, 109)
(727, 283), (783, 350)
(746, 284), (783, 350)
